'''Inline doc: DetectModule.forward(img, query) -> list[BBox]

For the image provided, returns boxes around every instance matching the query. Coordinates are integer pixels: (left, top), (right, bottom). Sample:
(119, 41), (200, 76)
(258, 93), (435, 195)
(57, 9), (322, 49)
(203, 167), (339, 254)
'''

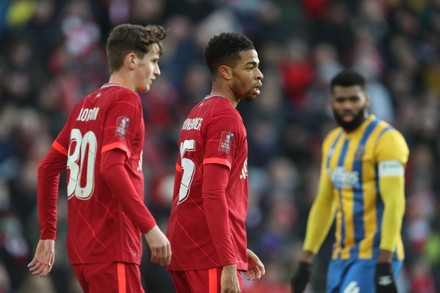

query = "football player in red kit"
(28, 24), (171, 293)
(167, 32), (266, 293)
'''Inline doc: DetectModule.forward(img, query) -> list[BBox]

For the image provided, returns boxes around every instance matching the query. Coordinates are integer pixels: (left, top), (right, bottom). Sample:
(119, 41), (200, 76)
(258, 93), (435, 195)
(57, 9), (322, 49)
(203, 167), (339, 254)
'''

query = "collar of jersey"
(100, 83), (124, 89)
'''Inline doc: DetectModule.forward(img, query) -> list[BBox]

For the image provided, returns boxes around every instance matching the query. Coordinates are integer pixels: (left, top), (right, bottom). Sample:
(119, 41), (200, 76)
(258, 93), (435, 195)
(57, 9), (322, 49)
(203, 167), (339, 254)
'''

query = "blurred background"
(0, 0), (440, 292)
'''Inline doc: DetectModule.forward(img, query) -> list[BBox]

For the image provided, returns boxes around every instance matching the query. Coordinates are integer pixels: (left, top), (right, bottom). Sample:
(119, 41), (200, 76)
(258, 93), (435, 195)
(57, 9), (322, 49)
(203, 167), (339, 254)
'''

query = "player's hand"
(244, 249), (265, 281)
(290, 261), (312, 293)
(144, 225), (172, 266)
(221, 264), (240, 293)
(27, 239), (55, 277)
(375, 263), (397, 293)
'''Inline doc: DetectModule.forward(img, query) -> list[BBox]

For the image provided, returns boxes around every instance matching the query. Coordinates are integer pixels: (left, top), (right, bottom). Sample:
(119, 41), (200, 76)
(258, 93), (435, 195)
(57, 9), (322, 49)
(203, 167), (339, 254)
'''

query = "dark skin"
(298, 85), (393, 268)
(211, 50), (263, 107)
(208, 49), (264, 293)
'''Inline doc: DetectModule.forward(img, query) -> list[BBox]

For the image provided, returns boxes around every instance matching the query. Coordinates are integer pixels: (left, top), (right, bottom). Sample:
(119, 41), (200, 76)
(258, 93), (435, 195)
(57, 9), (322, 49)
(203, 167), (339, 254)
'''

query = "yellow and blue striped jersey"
(307, 115), (409, 261)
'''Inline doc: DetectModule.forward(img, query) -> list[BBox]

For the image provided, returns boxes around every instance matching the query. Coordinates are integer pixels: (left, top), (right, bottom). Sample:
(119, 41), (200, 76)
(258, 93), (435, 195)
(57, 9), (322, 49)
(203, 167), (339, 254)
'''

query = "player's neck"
(210, 85), (238, 108)
(108, 72), (135, 93)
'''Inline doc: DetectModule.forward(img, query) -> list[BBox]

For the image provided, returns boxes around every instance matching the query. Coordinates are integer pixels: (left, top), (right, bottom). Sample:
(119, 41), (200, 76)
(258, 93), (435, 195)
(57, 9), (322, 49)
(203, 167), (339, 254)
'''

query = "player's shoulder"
(374, 119), (409, 157)
(374, 119), (406, 142)
(378, 127), (408, 150)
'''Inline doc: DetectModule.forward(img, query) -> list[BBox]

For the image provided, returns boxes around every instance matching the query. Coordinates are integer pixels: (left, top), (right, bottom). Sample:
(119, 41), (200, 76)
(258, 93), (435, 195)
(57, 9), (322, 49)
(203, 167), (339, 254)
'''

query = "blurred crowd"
(1, 0), (440, 292)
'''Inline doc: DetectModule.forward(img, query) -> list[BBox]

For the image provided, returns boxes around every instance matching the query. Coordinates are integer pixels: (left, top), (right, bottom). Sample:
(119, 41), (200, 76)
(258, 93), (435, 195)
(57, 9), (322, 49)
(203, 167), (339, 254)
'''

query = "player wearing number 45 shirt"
(28, 24), (171, 293)
(167, 32), (266, 293)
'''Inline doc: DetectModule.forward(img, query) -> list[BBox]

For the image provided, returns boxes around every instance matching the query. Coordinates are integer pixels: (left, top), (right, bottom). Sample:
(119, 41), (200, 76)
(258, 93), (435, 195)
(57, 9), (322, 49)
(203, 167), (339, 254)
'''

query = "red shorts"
(170, 267), (243, 293)
(71, 262), (144, 293)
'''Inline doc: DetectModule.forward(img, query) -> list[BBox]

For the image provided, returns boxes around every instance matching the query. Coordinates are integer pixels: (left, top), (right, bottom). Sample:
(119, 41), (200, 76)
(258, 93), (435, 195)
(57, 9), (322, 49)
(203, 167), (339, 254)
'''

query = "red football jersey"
(40, 83), (155, 265)
(167, 95), (249, 271)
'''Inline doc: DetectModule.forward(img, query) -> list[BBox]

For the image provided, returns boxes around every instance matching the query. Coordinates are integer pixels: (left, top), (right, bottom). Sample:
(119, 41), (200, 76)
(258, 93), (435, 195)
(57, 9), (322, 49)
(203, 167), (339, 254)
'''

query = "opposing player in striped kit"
(291, 70), (409, 293)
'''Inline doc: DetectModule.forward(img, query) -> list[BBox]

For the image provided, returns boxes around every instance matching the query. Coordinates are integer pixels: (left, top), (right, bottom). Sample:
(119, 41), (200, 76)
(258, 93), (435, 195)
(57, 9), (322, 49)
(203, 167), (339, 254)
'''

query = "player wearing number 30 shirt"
(28, 24), (171, 293)
(47, 83), (153, 264)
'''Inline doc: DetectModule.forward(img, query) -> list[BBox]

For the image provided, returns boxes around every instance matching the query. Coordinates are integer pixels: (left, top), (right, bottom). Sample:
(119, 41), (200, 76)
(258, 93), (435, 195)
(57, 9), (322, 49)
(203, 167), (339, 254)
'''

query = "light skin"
(28, 43), (171, 277)
(210, 49), (264, 293)
(109, 43), (162, 93)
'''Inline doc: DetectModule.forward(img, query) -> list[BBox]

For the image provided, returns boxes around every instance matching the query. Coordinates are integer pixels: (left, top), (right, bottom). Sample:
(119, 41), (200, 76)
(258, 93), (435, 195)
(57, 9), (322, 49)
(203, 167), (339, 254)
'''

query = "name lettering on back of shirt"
(76, 107), (100, 122)
(182, 118), (203, 131)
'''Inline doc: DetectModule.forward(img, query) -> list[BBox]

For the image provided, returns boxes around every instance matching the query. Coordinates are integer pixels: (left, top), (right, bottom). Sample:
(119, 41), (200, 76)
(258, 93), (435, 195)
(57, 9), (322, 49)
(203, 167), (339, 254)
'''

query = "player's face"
(134, 43), (161, 93)
(231, 49), (264, 102)
(330, 85), (369, 132)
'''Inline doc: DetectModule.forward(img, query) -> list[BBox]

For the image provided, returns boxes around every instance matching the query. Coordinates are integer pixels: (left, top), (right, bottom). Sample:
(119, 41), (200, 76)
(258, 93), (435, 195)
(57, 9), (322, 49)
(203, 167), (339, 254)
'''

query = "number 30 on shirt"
(67, 128), (97, 200)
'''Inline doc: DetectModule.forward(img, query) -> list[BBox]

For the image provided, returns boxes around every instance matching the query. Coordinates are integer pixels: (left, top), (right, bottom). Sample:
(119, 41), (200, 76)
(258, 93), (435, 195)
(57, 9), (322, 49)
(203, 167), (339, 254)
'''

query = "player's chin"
(140, 84), (150, 93)
(244, 91), (260, 102)
(244, 94), (257, 102)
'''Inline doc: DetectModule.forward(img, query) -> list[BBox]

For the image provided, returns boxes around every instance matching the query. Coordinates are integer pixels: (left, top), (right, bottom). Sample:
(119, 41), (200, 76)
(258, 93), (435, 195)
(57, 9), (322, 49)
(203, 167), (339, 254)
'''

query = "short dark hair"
(106, 24), (167, 73)
(204, 32), (255, 75)
(330, 70), (366, 92)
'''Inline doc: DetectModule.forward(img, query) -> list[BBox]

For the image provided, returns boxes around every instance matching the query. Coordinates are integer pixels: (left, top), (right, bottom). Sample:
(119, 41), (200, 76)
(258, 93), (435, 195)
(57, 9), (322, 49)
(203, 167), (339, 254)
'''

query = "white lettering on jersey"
(181, 118), (203, 131)
(76, 107), (100, 122)
(379, 160), (404, 177)
(343, 281), (360, 293)
(240, 159), (248, 180)
(328, 167), (359, 189)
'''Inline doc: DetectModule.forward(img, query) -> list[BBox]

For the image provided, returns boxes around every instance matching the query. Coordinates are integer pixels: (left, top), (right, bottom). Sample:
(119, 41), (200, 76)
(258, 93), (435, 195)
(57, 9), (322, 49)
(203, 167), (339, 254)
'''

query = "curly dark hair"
(106, 24), (167, 73)
(204, 32), (255, 75)
(330, 69), (366, 92)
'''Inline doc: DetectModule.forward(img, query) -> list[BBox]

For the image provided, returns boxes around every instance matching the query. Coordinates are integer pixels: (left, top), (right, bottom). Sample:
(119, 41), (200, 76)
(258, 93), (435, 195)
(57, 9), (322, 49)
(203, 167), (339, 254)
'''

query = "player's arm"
(374, 129), (409, 293)
(100, 149), (156, 232)
(377, 168), (405, 262)
(100, 149), (171, 265)
(302, 172), (336, 260)
(291, 174), (336, 293)
(376, 130), (409, 260)
(291, 137), (337, 293)
(28, 142), (68, 276)
(202, 162), (240, 292)
(38, 143), (68, 239)
(201, 163), (236, 265)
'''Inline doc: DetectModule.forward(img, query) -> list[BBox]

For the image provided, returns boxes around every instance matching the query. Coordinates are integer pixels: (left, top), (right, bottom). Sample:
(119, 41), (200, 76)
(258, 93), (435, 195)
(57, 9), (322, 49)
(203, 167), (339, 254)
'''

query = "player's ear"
(218, 65), (232, 80)
(125, 53), (136, 70)
(364, 93), (370, 107)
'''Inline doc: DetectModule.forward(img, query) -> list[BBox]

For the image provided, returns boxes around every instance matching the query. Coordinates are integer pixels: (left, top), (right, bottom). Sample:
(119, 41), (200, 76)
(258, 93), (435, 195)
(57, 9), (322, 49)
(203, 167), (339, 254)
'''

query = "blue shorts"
(326, 258), (403, 293)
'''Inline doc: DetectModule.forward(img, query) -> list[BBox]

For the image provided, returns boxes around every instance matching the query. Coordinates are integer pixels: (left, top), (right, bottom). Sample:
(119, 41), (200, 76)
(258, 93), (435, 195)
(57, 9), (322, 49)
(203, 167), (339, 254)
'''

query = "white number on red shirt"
(177, 139), (196, 204)
(67, 128), (97, 200)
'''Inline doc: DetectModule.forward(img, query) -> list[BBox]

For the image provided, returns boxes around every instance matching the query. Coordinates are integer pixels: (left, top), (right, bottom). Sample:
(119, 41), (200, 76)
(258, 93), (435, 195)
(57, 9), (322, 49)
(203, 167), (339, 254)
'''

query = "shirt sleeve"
(38, 115), (73, 240)
(376, 129), (409, 252)
(101, 92), (142, 157)
(203, 115), (242, 169)
(38, 146), (68, 240)
(200, 113), (243, 265)
(201, 163), (236, 266)
(100, 149), (156, 233)
(303, 138), (337, 253)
